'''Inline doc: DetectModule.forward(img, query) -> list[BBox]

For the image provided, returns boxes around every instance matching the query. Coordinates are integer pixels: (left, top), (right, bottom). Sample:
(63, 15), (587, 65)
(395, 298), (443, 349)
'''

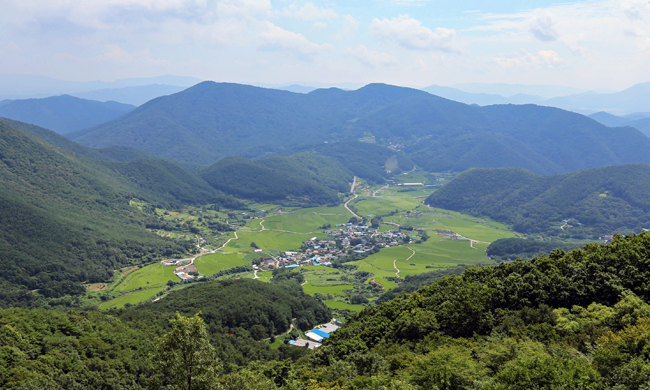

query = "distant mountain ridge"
(68, 82), (650, 175)
(589, 111), (650, 137)
(425, 165), (650, 236)
(0, 95), (135, 134)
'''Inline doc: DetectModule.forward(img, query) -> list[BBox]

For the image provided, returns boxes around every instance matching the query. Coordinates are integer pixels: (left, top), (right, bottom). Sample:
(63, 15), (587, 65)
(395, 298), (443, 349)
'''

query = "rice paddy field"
(100, 288), (163, 310)
(262, 206), (352, 233)
(194, 253), (248, 276)
(325, 301), (367, 312)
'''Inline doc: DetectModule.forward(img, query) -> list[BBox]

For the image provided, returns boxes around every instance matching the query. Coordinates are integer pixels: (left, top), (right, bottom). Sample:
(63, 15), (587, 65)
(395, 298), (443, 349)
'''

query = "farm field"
(436, 218), (515, 242)
(325, 300), (367, 312)
(100, 288), (162, 310)
(353, 196), (420, 217)
(301, 266), (353, 296)
(225, 230), (326, 252)
(194, 253), (248, 276)
(262, 206), (352, 233)
(113, 263), (177, 292)
(394, 171), (432, 184)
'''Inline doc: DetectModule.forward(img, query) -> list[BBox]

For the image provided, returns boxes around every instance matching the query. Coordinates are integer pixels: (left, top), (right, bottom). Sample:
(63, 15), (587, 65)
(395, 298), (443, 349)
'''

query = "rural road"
(344, 176), (362, 219)
(470, 239), (490, 249)
(259, 219), (266, 231)
(217, 231), (238, 250)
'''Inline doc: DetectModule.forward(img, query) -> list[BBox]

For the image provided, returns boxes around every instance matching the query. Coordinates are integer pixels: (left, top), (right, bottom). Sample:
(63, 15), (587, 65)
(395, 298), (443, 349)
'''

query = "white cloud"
(370, 14), (457, 52)
(258, 22), (330, 61)
(530, 15), (559, 42)
(345, 45), (397, 68)
(622, 0), (650, 20)
(312, 21), (328, 31)
(336, 14), (359, 38)
(493, 49), (563, 69)
(277, 2), (338, 21)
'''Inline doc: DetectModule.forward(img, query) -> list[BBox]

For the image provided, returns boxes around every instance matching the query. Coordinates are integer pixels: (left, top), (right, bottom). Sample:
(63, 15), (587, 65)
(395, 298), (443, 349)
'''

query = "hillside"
(117, 278), (330, 364)
(68, 82), (650, 175)
(199, 153), (353, 205)
(425, 165), (650, 235)
(0, 95), (134, 134)
(308, 233), (650, 388)
(0, 121), (240, 307)
(5, 235), (650, 388)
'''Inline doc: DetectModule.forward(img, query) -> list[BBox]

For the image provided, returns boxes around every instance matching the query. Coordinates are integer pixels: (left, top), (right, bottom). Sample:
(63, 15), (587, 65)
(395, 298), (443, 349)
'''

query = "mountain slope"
(68, 82), (650, 174)
(0, 95), (134, 134)
(425, 165), (650, 235)
(0, 121), (196, 307)
(199, 153), (352, 205)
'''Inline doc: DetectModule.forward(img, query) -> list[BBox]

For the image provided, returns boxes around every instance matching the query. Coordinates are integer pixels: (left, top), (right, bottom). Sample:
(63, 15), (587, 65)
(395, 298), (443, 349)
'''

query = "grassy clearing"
(114, 263), (177, 292)
(100, 288), (162, 310)
(262, 206), (352, 233)
(194, 253), (248, 276)
(394, 171), (432, 184)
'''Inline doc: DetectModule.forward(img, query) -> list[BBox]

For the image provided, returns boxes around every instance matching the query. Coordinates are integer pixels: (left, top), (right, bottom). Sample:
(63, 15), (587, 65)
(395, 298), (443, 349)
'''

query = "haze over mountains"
(66, 81), (650, 175)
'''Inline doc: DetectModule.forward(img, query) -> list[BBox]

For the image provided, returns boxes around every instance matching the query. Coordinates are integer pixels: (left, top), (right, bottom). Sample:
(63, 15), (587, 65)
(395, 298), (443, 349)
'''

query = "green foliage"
(487, 238), (583, 262)
(426, 165), (650, 235)
(0, 308), (154, 389)
(150, 313), (220, 390)
(199, 153), (352, 205)
(116, 279), (330, 365)
(0, 121), (194, 307)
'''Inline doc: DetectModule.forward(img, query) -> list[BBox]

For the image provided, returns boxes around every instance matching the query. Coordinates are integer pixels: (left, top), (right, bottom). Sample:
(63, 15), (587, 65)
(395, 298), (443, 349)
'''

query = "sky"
(0, 0), (649, 90)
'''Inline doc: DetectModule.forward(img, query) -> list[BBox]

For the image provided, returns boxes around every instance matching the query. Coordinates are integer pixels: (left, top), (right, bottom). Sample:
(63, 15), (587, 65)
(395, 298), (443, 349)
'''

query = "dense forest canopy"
(425, 165), (650, 236)
(199, 153), (352, 205)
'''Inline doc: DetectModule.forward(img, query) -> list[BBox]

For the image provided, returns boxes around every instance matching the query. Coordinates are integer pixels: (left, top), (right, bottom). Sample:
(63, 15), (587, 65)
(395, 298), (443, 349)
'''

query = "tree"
(150, 313), (220, 390)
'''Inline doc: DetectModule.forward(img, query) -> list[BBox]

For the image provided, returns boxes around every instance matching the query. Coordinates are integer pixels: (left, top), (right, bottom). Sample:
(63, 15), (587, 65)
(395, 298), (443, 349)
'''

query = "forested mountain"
(0, 117), (159, 162)
(425, 165), (650, 235)
(0, 121), (240, 307)
(0, 95), (134, 134)
(199, 153), (353, 205)
(292, 141), (414, 184)
(589, 111), (650, 137)
(68, 82), (650, 174)
(117, 278), (330, 365)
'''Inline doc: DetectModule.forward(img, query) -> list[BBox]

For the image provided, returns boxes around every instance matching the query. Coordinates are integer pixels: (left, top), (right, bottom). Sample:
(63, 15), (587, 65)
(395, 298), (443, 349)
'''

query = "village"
(254, 222), (413, 271)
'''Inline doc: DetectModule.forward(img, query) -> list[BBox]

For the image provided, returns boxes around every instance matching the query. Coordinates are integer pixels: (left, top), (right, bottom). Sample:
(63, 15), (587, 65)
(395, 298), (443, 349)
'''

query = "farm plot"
(436, 218), (515, 242)
(225, 230), (326, 252)
(353, 196), (420, 217)
(100, 288), (162, 310)
(301, 266), (354, 296)
(398, 240), (494, 276)
(325, 300), (367, 312)
(114, 263), (177, 292)
(194, 253), (248, 276)
(262, 206), (352, 233)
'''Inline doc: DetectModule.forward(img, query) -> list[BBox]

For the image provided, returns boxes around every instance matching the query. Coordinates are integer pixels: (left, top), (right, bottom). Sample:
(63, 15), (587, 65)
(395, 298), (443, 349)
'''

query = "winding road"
(344, 176), (362, 219)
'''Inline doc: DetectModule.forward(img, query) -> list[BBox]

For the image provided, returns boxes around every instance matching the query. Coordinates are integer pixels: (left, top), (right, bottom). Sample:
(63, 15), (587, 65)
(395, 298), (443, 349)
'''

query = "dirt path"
(301, 280), (308, 286)
(253, 269), (259, 279)
(350, 176), (357, 193)
(217, 231), (239, 250)
(469, 239), (490, 249)
(393, 260), (400, 278)
(373, 184), (389, 197)
(259, 219), (266, 231)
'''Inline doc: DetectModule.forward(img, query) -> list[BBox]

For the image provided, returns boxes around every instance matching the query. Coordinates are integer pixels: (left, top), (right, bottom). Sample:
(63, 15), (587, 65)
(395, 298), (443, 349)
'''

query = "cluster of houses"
(289, 321), (342, 349)
(253, 223), (412, 271)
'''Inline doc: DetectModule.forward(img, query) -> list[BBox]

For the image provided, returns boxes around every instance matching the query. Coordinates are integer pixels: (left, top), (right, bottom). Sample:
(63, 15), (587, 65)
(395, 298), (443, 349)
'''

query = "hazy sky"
(1, 0), (648, 90)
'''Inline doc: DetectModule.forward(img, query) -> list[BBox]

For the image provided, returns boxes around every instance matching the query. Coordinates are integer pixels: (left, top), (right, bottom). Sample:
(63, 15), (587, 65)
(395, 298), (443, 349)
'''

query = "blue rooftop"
(310, 329), (330, 338)
(289, 340), (296, 345)
(285, 264), (299, 268)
